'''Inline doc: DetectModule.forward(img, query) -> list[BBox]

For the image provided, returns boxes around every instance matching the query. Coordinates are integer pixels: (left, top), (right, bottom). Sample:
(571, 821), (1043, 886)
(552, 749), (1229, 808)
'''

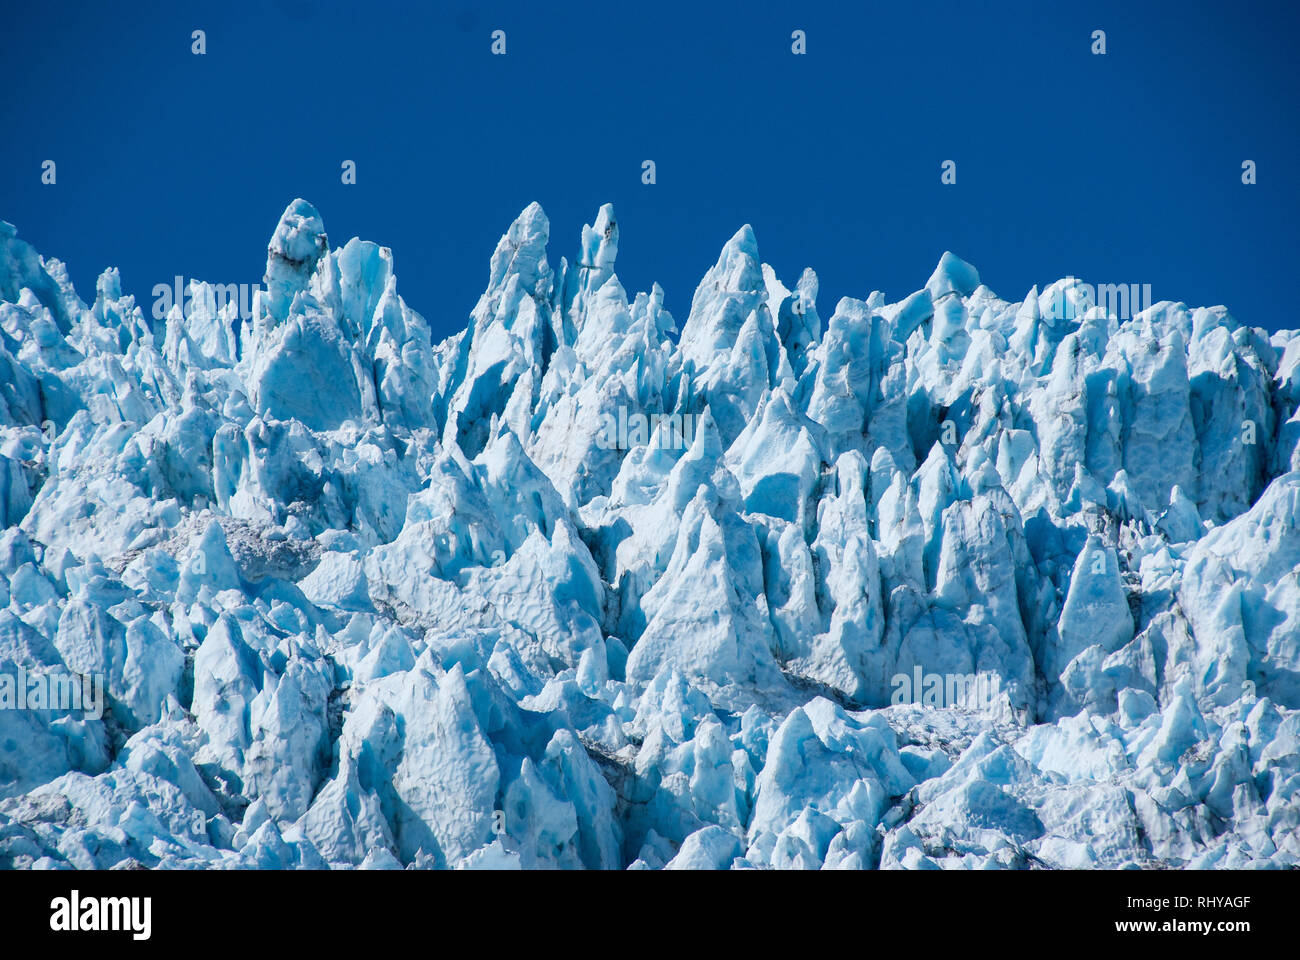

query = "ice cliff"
(0, 201), (1297, 869)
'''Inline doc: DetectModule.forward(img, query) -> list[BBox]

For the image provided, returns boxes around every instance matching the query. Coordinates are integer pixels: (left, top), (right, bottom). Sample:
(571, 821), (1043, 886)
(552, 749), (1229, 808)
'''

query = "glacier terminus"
(0, 199), (1298, 870)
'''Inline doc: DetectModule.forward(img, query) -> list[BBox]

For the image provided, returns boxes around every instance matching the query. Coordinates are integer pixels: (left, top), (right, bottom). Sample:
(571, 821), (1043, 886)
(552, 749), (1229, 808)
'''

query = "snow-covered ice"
(0, 201), (1297, 870)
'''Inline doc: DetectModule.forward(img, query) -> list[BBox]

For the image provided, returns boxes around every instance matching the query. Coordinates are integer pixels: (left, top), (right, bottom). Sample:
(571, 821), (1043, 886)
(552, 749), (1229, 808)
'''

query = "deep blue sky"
(3, 0), (1297, 339)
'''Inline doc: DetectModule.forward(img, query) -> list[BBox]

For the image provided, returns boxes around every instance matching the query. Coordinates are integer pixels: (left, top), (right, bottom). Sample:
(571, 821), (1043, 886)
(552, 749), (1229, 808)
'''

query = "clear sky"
(3, 0), (1297, 339)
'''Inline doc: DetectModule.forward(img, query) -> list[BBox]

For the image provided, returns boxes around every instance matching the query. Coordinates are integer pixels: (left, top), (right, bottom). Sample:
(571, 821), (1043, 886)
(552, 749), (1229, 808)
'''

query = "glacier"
(0, 200), (1297, 870)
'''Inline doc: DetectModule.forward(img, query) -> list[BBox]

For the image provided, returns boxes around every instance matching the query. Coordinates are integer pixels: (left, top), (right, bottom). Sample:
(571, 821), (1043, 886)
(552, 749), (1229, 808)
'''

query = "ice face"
(0, 201), (1297, 870)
